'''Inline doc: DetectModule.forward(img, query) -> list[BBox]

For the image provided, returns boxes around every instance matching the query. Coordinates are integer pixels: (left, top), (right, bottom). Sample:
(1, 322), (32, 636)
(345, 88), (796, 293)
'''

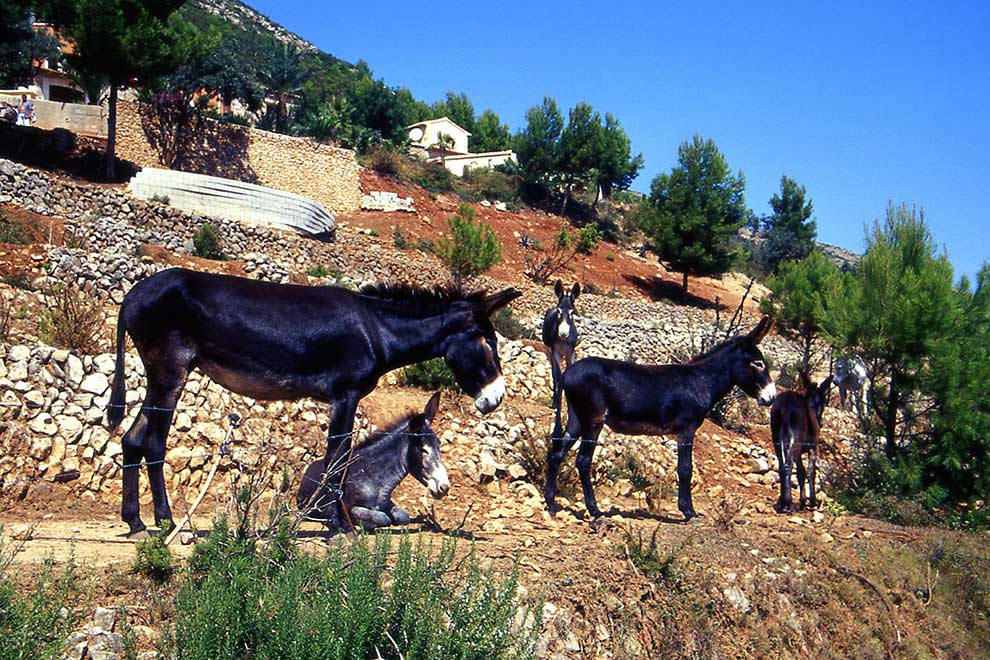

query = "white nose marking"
(475, 375), (505, 412)
(758, 382), (777, 405)
(558, 319), (570, 339)
(429, 463), (450, 497)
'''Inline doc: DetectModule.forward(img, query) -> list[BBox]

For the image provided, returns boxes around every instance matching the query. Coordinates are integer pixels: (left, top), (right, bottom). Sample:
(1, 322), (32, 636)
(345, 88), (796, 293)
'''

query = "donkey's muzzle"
(474, 375), (505, 413)
(757, 382), (777, 406)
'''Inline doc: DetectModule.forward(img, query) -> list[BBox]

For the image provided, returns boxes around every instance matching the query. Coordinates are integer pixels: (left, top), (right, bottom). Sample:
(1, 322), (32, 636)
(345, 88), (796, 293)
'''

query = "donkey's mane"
(685, 335), (743, 364)
(358, 281), (487, 313)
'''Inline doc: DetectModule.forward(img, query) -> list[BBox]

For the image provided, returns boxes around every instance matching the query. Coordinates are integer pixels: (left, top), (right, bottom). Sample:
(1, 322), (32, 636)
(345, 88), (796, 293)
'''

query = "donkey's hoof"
(546, 502), (562, 517)
(589, 515), (609, 532)
(681, 510), (698, 521)
(124, 520), (147, 537)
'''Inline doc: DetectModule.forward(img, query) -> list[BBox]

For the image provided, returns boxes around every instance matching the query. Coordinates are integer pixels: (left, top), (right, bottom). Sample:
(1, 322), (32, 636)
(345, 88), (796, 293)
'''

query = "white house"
(406, 116), (515, 177)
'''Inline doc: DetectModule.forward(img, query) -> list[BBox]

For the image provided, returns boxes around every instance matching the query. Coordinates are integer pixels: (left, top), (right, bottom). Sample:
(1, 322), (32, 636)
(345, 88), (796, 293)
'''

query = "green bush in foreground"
(163, 516), (539, 659)
(0, 533), (79, 658)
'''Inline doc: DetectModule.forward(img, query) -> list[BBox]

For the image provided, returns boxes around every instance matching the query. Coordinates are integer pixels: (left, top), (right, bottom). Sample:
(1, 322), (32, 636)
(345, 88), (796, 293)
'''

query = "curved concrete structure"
(127, 168), (336, 240)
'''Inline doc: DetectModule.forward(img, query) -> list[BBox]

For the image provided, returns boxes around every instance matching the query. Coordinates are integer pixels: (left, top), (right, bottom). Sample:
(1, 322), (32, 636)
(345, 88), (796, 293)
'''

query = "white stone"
(28, 413), (57, 436)
(66, 354), (84, 386)
(80, 372), (110, 395)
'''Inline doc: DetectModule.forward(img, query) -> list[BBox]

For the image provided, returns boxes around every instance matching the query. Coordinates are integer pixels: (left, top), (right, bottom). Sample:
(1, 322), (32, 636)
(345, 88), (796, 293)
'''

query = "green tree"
(432, 131), (454, 168)
(0, 1), (57, 88)
(167, 24), (267, 114)
(471, 109), (511, 152)
(556, 101), (602, 214)
(41, 0), (198, 179)
(843, 204), (957, 459)
(513, 96), (564, 190)
(638, 135), (748, 291)
(760, 250), (843, 368)
(434, 204), (502, 289)
(925, 265), (990, 502)
(259, 42), (305, 134)
(760, 175), (817, 273)
(593, 113), (643, 201)
(430, 91), (475, 132)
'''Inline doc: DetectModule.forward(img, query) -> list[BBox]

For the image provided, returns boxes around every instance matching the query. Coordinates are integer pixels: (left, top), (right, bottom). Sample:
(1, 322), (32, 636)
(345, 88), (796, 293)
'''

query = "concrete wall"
(0, 94), (106, 137)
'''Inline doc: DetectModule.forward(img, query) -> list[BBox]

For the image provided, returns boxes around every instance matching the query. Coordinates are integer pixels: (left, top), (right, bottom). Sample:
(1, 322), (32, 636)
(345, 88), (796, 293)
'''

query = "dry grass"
(37, 284), (106, 354)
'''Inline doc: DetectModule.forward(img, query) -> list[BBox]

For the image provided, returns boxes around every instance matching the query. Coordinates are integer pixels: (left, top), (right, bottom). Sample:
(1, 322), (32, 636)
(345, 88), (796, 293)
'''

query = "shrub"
(148, 193), (171, 205)
(522, 222), (600, 284)
(367, 144), (404, 176)
(0, 209), (30, 245)
(434, 205), (502, 289)
(459, 168), (523, 209)
(399, 358), (457, 391)
(0, 531), (79, 658)
(307, 264), (330, 278)
(163, 520), (540, 658)
(133, 533), (174, 583)
(393, 226), (408, 249)
(38, 284), (105, 354)
(192, 223), (225, 260)
(491, 307), (537, 341)
(410, 162), (456, 194)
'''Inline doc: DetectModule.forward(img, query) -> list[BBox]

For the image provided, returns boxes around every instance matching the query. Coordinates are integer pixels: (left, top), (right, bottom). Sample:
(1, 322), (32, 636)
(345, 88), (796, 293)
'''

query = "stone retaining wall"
(114, 101), (362, 214)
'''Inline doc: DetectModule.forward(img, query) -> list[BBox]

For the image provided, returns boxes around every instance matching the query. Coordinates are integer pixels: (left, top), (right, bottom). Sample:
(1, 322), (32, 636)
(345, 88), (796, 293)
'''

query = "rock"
(24, 389), (45, 409)
(747, 456), (770, 474)
(165, 446), (192, 470)
(478, 449), (498, 480)
(80, 373), (110, 395)
(93, 606), (116, 632)
(28, 413), (57, 436)
(507, 462), (528, 479)
(723, 586), (751, 613)
(66, 354), (85, 386)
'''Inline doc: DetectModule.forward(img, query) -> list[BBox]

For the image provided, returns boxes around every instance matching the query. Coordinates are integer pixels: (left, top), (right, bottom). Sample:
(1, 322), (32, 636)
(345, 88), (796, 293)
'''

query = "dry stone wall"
(114, 101), (362, 214)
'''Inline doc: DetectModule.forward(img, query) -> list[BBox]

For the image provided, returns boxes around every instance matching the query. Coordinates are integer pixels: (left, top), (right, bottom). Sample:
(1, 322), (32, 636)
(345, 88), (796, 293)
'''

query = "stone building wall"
(113, 101), (362, 214)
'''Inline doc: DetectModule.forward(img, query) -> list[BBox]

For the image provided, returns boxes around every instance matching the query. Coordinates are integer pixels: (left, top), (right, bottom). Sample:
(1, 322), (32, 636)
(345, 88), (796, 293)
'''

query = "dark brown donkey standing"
(107, 269), (520, 535)
(770, 372), (832, 512)
(542, 280), (580, 427)
(546, 317), (777, 521)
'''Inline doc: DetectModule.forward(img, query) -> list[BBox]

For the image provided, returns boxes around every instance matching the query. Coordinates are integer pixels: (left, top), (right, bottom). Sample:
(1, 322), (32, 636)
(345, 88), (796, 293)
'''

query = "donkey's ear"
(819, 375), (834, 396)
(746, 316), (775, 345)
(484, 288), (522, 315)
(423, 391), (441, 424)
(554, 280), (564, 298)
(571, 282), (581, 299)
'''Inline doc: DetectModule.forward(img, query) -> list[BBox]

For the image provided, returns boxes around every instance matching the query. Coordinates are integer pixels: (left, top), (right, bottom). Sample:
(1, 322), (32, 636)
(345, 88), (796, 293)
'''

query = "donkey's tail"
(106, 305), (128, 433)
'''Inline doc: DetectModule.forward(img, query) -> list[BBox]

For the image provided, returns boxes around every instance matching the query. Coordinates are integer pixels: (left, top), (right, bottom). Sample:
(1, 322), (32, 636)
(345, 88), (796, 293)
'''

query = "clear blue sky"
(249, 1), (990, 280)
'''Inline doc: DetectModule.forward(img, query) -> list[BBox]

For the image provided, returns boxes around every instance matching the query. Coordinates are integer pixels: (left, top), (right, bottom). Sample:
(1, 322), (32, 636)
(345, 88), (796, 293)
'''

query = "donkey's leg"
(676, 433), (698, 519)
(387, 501), (411, 525)
(121, 412), (151, 534)
(780, 436), (800, 513)
(807, 449), (819, 509)
(544, 407), (579, 514)
(323, 394), (360, 530)
(772, 434), (789, 513)
(350, 506), (392, 530)
(549, 345), (564, 411)
(143, 369), (188, 530)
(575, 424), (605, 518)
(795, 452), (808, 511)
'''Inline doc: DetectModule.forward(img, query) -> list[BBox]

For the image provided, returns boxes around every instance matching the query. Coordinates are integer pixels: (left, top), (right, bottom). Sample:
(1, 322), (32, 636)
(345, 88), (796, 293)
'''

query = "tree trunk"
(105, 83), (118, 181)
(802, 333), (812, 370)
(884, 376), (899, 459)
(559, 186), (570, 216)
(682, 272), (689, 292)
